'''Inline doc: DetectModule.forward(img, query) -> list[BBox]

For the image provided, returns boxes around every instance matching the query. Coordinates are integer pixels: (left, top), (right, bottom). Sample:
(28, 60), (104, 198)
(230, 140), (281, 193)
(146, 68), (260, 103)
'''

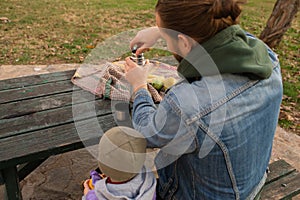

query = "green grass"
(283, 81), (300, 102)
(0, 0), (299, 134)
(239, 1), (299, 135)
(0, 0), (157, 64)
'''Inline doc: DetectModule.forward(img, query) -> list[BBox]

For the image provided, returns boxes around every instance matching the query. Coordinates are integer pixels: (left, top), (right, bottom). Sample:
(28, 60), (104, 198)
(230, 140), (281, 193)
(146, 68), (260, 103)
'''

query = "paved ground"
(1, 65), (299, 199)
(1, 126), (299, 200)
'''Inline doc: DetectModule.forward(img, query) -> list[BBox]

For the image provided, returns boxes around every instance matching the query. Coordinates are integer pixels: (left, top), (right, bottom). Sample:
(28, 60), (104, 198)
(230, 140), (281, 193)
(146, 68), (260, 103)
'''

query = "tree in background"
(260, 0), (299, 48)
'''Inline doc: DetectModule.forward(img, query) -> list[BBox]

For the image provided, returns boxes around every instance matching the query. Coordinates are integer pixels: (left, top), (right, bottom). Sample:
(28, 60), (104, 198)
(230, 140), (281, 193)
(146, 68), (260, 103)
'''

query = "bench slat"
(0, 114), (116, 169)
(0, 70), (75, 90)
(0, 99), (112, 139)
(261, 170), (300, 199)
(266, 159), (296, 184)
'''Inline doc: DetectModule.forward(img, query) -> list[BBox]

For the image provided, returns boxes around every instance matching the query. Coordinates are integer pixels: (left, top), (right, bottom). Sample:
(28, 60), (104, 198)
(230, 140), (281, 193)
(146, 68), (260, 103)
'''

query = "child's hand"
(83, 179), (91, 195)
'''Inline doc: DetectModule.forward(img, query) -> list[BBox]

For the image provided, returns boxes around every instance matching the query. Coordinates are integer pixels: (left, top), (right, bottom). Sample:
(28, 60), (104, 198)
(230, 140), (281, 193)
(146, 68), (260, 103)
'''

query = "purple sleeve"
(85, 190), (98, 200)
(90, 170), (102, 185)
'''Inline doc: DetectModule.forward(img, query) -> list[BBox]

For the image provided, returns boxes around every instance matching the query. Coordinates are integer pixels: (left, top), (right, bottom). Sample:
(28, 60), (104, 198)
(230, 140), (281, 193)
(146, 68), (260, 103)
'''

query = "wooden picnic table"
(0, 69), (120, 199)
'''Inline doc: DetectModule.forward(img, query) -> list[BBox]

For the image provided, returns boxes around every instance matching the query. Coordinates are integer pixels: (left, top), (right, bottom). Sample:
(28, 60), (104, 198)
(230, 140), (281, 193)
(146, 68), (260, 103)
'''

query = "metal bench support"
(2, 167), (22, 200)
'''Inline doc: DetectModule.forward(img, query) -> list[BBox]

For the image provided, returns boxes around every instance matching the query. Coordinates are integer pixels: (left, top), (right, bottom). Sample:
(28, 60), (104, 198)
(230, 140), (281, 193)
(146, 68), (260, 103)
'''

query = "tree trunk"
(260, 0), (299, 48)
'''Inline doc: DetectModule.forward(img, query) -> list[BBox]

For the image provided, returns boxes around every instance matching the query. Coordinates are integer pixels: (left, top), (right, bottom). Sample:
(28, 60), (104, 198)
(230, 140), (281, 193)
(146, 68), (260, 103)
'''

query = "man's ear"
(177, 34), (195, 57)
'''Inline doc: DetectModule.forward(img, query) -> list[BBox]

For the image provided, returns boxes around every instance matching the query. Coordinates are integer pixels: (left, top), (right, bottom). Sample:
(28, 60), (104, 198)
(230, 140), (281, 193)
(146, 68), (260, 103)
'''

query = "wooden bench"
(260, 159), (300, 200)
(0, 69), (118, 200)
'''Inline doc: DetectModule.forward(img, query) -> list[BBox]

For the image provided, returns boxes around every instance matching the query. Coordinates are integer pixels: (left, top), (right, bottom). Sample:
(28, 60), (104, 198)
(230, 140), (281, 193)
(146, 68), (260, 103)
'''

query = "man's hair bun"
(210, 0), (243, 22)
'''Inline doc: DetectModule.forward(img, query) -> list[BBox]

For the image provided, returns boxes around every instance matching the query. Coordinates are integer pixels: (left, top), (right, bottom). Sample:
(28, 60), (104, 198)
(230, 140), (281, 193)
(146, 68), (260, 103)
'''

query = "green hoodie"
(177, 25), (273, 80)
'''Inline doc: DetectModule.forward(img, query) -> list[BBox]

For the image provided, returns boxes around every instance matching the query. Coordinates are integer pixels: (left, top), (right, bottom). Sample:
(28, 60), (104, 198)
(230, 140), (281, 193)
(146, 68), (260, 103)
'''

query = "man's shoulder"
(164, 74), (262, 115)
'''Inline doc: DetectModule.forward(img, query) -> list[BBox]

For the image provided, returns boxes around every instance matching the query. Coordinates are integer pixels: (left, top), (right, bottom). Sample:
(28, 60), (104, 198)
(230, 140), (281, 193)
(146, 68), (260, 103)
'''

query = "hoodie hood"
(177, 25), (273, 80)
(93, 167), (156, 200)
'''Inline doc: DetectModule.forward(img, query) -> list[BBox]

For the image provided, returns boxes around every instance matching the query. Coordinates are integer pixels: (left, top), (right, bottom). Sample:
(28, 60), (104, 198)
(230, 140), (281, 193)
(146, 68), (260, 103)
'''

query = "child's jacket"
(83, 167), (156, 200)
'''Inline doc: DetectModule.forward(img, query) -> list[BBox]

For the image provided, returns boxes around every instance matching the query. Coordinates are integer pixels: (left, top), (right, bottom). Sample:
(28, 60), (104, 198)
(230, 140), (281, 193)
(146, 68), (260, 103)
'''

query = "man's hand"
(124, 57), (151, 93)
(130, 27), (161, 55)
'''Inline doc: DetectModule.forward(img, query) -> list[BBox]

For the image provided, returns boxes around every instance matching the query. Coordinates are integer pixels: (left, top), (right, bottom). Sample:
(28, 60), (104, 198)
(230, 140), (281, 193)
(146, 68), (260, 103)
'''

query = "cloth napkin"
(71, 61), (179, 102)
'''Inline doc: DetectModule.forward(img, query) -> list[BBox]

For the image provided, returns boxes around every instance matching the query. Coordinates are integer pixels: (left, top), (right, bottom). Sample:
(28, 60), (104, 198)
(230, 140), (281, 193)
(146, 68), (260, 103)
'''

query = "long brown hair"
(155, 0), (246, 44)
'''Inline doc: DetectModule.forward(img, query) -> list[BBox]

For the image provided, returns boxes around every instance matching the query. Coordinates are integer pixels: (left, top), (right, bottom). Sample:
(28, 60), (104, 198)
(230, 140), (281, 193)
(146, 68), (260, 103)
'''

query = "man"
(124, 0), (283, 199)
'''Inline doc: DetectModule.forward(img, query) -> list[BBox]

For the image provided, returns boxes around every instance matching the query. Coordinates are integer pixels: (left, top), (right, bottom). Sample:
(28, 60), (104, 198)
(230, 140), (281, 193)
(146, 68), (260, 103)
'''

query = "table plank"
(0, 70), (75, 90)
(0, 90), (100, 120)
(0, 99), (112, 139)
(0, 80), (80, 104)
(0, 114), (116, 169)
(0, 69), (119, 200)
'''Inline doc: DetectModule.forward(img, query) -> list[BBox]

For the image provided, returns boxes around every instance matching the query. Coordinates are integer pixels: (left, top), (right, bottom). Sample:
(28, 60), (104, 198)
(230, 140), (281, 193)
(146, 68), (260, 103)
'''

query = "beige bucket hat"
(98, 126), (147, 182)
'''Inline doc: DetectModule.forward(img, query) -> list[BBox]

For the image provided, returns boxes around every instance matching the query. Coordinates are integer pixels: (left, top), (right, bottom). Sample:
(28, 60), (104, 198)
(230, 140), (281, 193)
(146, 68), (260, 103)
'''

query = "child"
(82, 126), (157, 200)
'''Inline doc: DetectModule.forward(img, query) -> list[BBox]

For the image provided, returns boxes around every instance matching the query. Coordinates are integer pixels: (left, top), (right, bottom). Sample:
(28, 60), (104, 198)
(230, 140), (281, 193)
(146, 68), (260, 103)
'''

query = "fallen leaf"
(79, 56), (84, 62)
(281, 105), (293, 112)
(280, 111), (295, 121)
(0, 17), (10, 23)
(287, 114), (294, 121)
(73, 72), (81, 78)
(86, 45), (95, 49)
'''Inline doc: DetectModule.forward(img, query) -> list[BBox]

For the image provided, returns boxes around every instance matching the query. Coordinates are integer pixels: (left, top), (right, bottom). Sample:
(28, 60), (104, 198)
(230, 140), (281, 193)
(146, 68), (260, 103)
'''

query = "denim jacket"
(131, 31), (283, 199)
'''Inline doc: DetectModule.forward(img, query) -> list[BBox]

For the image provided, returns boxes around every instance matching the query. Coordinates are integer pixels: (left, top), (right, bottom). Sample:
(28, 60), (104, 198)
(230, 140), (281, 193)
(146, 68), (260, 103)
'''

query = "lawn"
(0, 0), (299, 134)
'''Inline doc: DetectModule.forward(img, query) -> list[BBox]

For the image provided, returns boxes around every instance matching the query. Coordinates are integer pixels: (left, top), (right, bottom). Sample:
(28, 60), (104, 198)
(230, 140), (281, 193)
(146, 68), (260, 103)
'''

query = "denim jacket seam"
(165, 94), (199, 151)
(196, 119), (240, 200)
(165, 94), (183, 117)
(186, 79), (260, 125)
(246, 172), (267, 200)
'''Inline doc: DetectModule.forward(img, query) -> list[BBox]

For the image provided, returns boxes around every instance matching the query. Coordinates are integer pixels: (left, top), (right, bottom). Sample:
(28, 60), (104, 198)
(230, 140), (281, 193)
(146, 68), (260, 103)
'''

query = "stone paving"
(0, 64), (80, 80)
(0, 126), (298, 199)
(0, 65), (299, 199)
